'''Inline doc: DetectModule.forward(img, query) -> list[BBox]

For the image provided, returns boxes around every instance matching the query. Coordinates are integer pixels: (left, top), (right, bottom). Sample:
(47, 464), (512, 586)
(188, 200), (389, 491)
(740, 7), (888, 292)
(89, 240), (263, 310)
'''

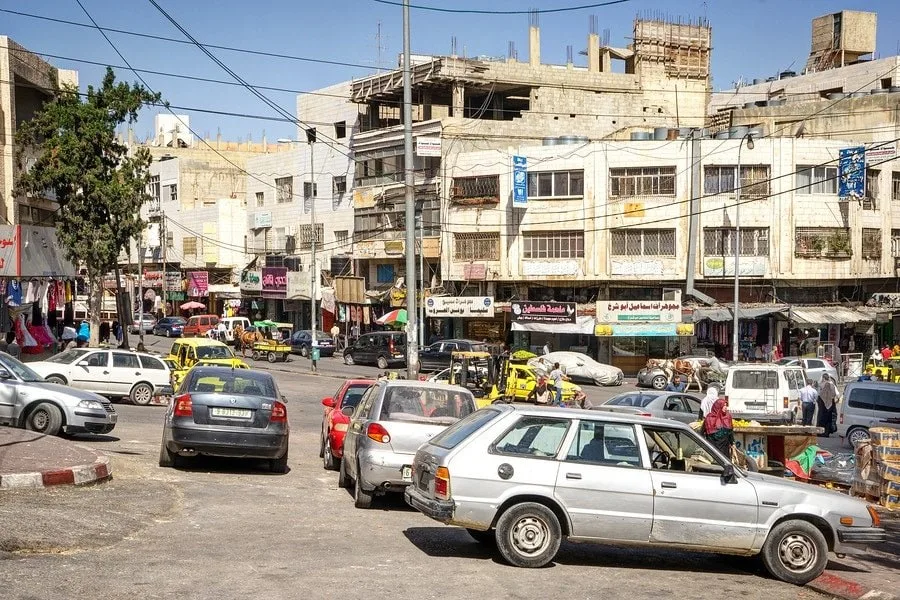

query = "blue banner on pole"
(512, 155), (527, 207)
(838, 146), (866, 199)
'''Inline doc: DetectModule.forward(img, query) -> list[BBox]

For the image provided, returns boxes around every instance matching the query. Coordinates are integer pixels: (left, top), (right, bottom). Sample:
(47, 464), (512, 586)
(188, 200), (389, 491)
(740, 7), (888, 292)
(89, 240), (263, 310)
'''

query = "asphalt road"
(0, 341), (834, 599)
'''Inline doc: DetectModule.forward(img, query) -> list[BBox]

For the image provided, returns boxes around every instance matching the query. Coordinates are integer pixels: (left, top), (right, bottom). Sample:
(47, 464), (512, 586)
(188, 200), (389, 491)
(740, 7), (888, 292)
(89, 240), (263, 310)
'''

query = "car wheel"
(269, 451), (288, 474)
(343, 353), (355, 366)
(44, 374), (67, 385)
(354, 462), (374, 509)
(25, 402), (63, 436)
(338, 456), (351, 488)
(377, 356), (389, 370)
(847, 426), (870, 446)
(130, 382), (154, 406)
(651, 375), (668, 390)
(323, 437), (339, 471)
(267, 351), (278, 363)
(495, 502), (562, 568)
(300, 345), (309, 358)
(466, 528), (497, 545)
(158, 440), (177, 468)
(318, 434), (325, 458)
(166, 329), (172, 338)
(760, 520), (828, 585)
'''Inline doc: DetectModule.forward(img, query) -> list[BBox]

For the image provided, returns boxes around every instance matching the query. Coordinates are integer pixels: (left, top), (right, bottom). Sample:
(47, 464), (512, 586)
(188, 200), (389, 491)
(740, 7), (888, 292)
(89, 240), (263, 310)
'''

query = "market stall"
(730, 424), (824, 473)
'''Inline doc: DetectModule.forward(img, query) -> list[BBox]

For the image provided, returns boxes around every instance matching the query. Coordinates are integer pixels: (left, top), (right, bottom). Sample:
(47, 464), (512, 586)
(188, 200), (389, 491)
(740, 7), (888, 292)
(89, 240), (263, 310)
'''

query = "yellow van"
(166, 338), (248, 389)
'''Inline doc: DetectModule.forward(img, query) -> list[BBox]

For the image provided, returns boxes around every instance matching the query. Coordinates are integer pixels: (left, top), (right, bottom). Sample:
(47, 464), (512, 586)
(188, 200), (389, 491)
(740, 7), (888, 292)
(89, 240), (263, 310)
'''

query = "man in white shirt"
(799, 380), (818, 426)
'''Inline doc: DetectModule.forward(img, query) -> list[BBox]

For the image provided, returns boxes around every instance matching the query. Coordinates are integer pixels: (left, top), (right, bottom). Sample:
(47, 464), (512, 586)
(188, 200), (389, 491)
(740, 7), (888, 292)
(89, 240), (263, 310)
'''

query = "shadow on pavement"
(167, 454), (291, 476)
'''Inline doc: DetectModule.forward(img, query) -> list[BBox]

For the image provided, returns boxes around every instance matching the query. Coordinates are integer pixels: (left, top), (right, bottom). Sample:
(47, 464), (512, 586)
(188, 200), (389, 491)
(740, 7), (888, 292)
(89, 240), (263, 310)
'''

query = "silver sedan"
(592, 390), (702, 424)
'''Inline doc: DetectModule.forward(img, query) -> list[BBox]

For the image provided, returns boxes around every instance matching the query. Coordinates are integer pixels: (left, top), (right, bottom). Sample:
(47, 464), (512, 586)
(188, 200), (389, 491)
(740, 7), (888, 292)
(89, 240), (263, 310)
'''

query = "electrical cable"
(371, 0), (635, 15)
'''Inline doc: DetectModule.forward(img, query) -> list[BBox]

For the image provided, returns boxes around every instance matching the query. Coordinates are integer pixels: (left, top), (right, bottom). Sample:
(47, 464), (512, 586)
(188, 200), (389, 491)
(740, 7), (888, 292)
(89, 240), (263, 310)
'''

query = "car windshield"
(379, 386), (475, 425)
(1, 353), (44, 382)
(167, 318), (186, 325)
(196, 346), (234, 359)
(775, 358), (796, 366)
(607, 394), (657, 408)
(46, 348), (90, 364)
(188, 370), (277, 397)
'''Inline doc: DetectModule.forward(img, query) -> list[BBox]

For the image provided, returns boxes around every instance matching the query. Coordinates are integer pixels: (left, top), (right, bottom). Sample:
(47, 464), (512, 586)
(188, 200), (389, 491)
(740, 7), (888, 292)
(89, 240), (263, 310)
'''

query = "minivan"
(219, 317), (251, 343)
(182, 314), (219, 337)
(724, 364), (806, 422)
(343, 332), (407, 369)
(838, 381), (900, 446)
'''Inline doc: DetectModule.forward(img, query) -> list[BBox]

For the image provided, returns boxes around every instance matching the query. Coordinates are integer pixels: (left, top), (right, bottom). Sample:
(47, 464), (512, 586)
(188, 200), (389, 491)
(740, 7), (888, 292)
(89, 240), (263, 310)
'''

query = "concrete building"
(0, 37), (78, 225)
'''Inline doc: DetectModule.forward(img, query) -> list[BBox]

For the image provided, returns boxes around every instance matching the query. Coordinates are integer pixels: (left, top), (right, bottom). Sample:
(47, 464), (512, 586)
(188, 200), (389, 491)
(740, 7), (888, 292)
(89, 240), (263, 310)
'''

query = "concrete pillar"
(529, 25), (540, 67)
(451, 82), (465, 117)
(422, 91), (432, 121)
(588, 33), (600, 73)
(601, 49), (612, 73)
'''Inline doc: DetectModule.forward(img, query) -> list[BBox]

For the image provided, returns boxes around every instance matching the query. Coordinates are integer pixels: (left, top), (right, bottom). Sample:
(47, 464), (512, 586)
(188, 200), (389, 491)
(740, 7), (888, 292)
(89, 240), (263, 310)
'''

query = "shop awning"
(511, 315), (596, 335)
(691, 307), (732, 322)
(789, 306), (874, 325)
(736, 305), (790, 319)
(692, 305), (789, 322)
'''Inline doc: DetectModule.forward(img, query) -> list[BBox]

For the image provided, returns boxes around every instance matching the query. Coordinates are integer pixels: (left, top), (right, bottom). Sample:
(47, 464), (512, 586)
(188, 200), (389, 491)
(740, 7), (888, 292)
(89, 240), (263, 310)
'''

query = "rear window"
(139, 356), (166, 370)
(732, 370), (778, 390)
(785, 370), (805, 390)
(196, 345), (233, 359)
(607, 394), (655, 408)
(188, 371), (277, 397)
(431, 408), (502, 450)
(379, 386), (475, 424)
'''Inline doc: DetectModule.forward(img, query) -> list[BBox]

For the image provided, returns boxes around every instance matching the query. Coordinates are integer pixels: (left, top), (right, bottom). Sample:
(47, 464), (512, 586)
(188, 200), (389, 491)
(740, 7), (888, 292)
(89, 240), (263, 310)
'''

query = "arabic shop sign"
(240, 269), (262, 293)
(838, 146), (865, 199)
(596, 300), (682, 324)
(510, 301), (576, 324)
(425, 296), (495, 318)
(186, 271), (209, 297)
(261, 267), (287, 298)
(594, 323), (695, 337)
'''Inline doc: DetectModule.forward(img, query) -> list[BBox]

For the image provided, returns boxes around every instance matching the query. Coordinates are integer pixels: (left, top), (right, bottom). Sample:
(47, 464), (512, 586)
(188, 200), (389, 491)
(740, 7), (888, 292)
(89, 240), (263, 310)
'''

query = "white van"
(837, 381), (900, 446)
(724, 364), (806, 422)
(219, 317), (251, 344)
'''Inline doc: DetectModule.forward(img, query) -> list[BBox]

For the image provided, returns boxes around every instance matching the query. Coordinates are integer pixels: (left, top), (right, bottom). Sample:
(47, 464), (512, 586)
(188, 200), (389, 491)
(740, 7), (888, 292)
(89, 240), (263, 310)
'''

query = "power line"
(371, 0), (635, 15)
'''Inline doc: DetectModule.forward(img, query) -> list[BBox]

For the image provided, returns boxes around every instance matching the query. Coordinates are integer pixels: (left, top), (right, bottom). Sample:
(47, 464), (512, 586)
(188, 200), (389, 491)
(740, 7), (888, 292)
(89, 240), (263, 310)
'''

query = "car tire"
(158, 441), (177, 468)
(323, 437), (339, 471)
(44, 374), (67, 385)
(343, 353), (355, 366)
(651, 375), (668, 390)
(318, 434), (325, 458)
(377, 356), (389, 370)
(466, 528), (497, 545)
(338, 456), (351, 488)
(166, 329), (172, 338)
(130, 382), (154, 406)
(760, 520), (828, 585)
(25, 402), (63, 436)
(300, 345), (309, 358)
(847, 426), (870, 446)
(269, 451), (288, 474)
(267, 351), (278, 363)
(495, 502), (562, 568)
(354, 462), (374, 509)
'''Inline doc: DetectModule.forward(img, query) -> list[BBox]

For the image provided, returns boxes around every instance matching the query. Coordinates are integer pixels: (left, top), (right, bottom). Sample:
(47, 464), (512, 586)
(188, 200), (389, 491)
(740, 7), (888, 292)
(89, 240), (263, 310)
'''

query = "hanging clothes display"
(7, 280), (22, 306)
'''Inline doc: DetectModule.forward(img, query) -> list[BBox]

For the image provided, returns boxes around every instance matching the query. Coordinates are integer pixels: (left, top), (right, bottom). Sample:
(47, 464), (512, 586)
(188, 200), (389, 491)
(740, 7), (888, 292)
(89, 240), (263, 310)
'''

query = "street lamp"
(732, 133), (755, 362)
(279, 131), (318, 373)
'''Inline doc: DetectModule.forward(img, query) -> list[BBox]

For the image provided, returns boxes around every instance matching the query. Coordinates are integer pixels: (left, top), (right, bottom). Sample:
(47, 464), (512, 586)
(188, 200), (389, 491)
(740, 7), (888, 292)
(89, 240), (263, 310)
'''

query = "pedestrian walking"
(700, 386), (718, 418)
(548, 362), (567, 406)
(817, 374), (838, 436)
(703, 397), (734, 457)
(799, 379), (818, 426)
(542, 341), (552, 356)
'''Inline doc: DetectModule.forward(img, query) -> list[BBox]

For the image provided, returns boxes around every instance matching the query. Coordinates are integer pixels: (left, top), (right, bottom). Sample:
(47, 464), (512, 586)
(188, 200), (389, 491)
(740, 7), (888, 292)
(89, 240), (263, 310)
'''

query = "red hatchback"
(320, 379), (375, 470)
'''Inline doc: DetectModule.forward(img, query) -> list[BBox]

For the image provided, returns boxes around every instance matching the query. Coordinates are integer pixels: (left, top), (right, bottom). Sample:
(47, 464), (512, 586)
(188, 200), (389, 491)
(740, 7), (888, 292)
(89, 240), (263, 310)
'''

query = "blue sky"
(3, 0), (899, 141)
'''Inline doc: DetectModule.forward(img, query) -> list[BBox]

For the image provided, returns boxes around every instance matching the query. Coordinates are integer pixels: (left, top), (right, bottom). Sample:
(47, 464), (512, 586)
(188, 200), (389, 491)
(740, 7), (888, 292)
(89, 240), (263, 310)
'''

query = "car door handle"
(565, 473), (582, 480)
(135, 372), (141, 376)
(103, 371), (110, 375)
(660, 481), (677, 489)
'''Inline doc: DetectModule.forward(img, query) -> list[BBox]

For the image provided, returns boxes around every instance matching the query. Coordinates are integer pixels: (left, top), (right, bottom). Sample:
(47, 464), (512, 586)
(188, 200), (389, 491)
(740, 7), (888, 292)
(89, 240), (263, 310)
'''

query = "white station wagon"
(405, 404), (885, 585)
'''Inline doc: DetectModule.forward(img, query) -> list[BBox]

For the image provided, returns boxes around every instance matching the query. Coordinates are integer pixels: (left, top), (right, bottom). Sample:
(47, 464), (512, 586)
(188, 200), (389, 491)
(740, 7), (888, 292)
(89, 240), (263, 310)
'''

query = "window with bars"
(333, 175), (347, 196)
(147, 175), (160, 203)
(892, 172), (900, 201)
(334, 230), (349, 247)
(864, 169), (879, 210)
(862, 228), (882, 259)
(298, 223), (324, 250)
(609, 166), (676, 198)
(795, 227), (851, 258)
(183, 236), (198, 256)
(255, 192), (264, 207)
(703, 228), (769, 257)
(167, 184), (178, 203)
(610, 229), (676, 257)
(795, 166), (838, 195)
(703, 165), (771, 197)
(522, 231), (585, 259)
(450, 175), (500, 204)
(276, 177), (293, 203)
(526, 170), (584, 198)
(453, 232), (500, 261)
(892, 229), (900, 257)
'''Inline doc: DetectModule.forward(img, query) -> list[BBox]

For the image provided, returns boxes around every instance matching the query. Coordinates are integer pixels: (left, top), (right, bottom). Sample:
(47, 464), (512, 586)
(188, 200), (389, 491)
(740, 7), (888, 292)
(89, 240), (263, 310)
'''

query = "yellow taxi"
(166, 338), (249, 390)
(503, 362), (582, 404)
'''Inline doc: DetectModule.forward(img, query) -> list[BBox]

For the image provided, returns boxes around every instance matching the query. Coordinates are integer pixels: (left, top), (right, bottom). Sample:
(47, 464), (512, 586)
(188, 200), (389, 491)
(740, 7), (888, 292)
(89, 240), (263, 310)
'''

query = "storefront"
(424, 296), (502, 344)
(787, 306), (878, 359)
(239, 269), (263, 319)
(260, 267), (288, 322)
(595, 298), (691, 375)
(509, 301), (594, 354)
(691, 304), (788, 360)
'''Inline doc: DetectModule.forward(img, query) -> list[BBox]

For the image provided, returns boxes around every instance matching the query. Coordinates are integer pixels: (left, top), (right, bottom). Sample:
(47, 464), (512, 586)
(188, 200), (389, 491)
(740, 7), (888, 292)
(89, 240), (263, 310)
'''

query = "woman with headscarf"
(817, 374), (838, 436)
(703, 397), (735, 457)
(700, 386), (718, 419)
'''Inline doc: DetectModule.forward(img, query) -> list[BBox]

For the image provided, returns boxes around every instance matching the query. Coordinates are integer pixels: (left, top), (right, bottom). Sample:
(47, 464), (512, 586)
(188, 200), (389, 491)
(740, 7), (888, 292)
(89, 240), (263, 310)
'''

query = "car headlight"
(77, 399), (104, 410)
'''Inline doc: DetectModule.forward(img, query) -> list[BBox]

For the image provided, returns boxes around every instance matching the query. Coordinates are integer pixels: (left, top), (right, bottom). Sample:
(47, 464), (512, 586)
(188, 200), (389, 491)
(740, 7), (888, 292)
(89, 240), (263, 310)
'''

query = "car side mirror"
(722, 464), (738, 484)
(341, 406), (354, 417)
(77, 360), (90, 367)
(280, 395), (288, 403)
(321, 396), (335, 408)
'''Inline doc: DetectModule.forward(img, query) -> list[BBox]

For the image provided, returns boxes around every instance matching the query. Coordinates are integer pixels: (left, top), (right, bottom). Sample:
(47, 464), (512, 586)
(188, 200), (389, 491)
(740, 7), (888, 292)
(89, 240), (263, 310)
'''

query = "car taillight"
(636, 411), (653, 417)
(270, 400), (287, 423)
(367, 423), (391, 443)
(783, 397), (789, 409)
(173, 393), (193, 417)
(434, 466), (451, 500)
(868, 505), (881, 527)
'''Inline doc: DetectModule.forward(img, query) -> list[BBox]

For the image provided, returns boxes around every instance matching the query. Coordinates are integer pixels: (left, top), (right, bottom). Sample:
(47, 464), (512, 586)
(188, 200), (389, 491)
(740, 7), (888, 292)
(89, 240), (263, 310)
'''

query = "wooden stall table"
(732, 425), (824, 475)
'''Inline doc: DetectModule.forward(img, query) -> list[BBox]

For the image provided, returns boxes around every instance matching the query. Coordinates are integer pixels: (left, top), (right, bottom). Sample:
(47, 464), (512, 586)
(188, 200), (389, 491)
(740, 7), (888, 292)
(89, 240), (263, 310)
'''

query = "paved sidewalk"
(0, 428), (111, 489)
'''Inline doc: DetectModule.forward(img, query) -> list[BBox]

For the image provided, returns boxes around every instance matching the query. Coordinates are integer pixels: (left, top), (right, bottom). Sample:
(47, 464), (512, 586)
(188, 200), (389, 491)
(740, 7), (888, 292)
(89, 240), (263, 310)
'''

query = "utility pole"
(308, 128), (318, 373)
(137, 233), (145, 350)
(417, 212), (425, 345)
(161, 211), (168, 317)
(402, 0), (419, 379)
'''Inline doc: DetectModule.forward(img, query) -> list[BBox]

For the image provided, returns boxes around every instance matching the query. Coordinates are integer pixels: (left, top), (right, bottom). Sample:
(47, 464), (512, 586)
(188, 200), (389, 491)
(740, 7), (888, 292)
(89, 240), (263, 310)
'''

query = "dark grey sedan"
(158, 367), (289, 472)
(591, 390), (702, 424)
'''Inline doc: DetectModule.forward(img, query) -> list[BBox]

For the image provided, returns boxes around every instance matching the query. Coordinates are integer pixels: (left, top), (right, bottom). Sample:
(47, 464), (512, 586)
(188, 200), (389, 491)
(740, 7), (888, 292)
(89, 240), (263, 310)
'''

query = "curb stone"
(0, 455), (111, 490)
(807, 569), (897, 600)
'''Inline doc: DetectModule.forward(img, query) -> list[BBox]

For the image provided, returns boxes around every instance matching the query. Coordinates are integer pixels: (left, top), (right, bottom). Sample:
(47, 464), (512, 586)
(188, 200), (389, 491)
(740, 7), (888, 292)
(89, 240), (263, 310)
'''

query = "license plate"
(210, 407), (252, 419)
(401, 465), (412, 481)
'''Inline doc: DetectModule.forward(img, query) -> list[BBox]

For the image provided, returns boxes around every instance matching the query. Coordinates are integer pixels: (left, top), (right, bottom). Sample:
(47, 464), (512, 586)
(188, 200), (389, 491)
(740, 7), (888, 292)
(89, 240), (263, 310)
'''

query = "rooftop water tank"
(630, 131), (652, 141)
(542, 137), (560, 146)
(729, 126), (750, 139)
(653, 127), (669, 140)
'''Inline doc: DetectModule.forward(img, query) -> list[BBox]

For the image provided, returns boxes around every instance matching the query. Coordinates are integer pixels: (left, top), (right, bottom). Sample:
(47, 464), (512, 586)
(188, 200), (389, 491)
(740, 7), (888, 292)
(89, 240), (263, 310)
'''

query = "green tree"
(15, 68), (161, 346)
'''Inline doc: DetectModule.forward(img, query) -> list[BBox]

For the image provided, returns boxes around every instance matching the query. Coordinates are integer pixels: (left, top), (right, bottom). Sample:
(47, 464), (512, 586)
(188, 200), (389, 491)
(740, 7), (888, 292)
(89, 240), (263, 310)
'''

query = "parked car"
(130, 313), (157, 334)
(29, 348), (173, 405)
(343, 331), (407, 369)
(0, 351), (116, 436)
(837, 381), (900, 446)
(158, 366), (289, 472)
(182, 314), (220, 337)
(592, 390), (703, 423)
(404, 404), (885, 584)
(504, 362), (583, 404)
(218, 317), (252, 344)
(636, 356), (730, 390)
(529, 351), (623, 386)
(165, 338), (248, 390)
(724, 364), (806, 423)
(152, 316), (186, 338)
(339, 380), (476, 508)
(775, 356), (838, 384)
(291, 330), (335, 358)
(319, 379), (375, 470)
(418, 339), (488, 372)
